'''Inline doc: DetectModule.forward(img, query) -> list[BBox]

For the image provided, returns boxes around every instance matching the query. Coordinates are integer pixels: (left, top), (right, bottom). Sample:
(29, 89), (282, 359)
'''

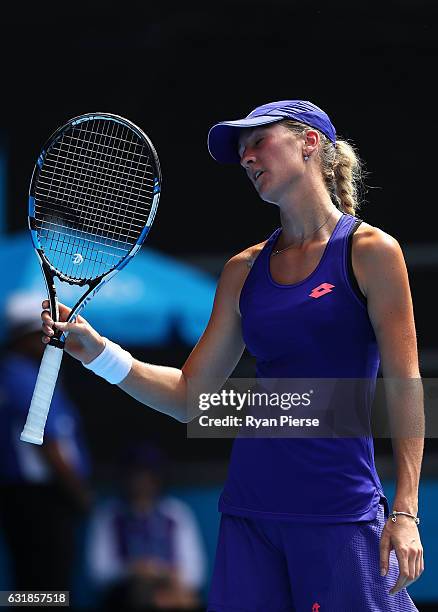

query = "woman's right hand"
(41, 300), (106, 364)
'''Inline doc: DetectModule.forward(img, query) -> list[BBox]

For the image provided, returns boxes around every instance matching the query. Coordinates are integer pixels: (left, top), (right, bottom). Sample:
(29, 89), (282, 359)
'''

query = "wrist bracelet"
(389, 511), (420, 525)
(83, 338), (133, 384)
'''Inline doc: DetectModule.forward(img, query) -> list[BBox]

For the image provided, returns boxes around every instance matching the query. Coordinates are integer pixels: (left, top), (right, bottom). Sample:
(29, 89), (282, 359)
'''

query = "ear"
(303, 129), (320, 153)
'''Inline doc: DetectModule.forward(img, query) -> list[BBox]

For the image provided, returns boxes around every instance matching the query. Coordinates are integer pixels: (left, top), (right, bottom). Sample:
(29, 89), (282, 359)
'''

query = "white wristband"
(83, 338), (133, 384)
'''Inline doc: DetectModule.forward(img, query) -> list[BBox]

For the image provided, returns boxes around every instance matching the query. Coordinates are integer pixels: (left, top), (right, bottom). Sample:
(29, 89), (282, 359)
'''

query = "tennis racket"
(20, 112), (161, 445)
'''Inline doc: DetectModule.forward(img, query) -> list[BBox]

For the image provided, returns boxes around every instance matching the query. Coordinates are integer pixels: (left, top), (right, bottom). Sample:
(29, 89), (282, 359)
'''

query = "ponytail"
(332, 139), (363, 216)
(282, 120), (366, 216)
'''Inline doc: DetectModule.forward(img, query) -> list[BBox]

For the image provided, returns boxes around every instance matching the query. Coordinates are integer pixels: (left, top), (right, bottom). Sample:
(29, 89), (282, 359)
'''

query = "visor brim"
(207, 115), (284, 164)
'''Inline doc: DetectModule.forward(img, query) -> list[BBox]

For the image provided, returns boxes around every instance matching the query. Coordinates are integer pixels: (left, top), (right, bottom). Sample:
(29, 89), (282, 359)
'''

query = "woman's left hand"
(379, 516), (424, 595)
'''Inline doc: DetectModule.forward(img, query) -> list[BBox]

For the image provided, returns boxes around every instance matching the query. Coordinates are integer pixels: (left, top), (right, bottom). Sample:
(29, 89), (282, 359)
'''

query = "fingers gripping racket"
(20, 113), (161, 445)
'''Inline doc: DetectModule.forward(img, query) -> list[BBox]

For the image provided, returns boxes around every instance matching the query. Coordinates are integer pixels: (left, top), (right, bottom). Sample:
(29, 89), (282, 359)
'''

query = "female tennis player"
(41, 100), (424, 610)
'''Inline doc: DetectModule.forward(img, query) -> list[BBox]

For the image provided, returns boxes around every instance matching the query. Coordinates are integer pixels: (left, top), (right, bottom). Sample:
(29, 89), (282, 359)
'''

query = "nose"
(239, 146), (256, 169)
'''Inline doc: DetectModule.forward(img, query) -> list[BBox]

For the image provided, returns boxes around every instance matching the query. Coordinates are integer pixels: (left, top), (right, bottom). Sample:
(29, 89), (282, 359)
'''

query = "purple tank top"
(219, 213), (388, 522)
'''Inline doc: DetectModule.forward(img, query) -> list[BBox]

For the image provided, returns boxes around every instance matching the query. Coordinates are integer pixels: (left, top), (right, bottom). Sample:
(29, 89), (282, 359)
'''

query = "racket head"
(28, 113), (161, 286)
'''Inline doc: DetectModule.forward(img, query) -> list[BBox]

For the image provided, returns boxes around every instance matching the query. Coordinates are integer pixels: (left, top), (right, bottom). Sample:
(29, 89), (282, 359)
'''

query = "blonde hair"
(281, 120), (365, 216)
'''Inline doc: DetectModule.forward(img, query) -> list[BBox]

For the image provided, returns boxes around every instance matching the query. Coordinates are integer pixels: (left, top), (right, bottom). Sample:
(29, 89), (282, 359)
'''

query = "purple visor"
(207, 99), (336, 164)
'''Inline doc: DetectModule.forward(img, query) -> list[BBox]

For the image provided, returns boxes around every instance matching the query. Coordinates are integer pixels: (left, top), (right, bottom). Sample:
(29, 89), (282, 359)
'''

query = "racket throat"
(48, 336), (66, 349)
(41, 262), (65, 348)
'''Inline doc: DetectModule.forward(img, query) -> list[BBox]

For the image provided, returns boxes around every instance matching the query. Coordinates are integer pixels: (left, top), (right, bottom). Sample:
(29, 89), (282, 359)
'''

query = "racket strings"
(37, 162), (155, 197)
(48, 123), (151, 235)
(91, 118), (147, 254)
(33, 118), (156, 281)
(79, 118), (136, 279)
(67, 118), (126, 277)
(36, 144), (152, 235)
(34, 202), (148, 232)
(77, 118), (138, 280)
(36, 119), (112, 280)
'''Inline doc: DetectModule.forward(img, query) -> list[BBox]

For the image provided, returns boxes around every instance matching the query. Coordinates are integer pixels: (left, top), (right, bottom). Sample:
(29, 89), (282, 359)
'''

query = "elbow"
(173, 402), (199, 424)
(175, 412), (190, 424)
(175, 408), (194, 424)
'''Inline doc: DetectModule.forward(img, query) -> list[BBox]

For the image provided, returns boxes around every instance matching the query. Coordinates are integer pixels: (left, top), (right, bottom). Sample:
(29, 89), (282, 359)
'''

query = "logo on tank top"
(312, 603), (321, 612)
(309, 282), (335, 299)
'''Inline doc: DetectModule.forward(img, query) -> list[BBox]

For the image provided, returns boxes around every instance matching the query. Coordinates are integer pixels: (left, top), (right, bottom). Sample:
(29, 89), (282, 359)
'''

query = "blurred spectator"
(0, 293), (93, 591)
(87, 441), (206, 611)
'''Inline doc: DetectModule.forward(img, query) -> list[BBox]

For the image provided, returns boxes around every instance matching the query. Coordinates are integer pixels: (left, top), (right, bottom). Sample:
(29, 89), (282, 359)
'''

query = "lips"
(254, 170), (264, 182)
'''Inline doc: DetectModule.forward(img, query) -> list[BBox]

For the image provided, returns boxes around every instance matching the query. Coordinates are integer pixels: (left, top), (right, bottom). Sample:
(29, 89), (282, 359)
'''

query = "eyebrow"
(238, 128), (265, 158)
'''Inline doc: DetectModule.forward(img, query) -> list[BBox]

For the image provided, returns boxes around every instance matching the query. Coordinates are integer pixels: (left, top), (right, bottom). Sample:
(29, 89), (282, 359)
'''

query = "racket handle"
(20, 344), (64, 445)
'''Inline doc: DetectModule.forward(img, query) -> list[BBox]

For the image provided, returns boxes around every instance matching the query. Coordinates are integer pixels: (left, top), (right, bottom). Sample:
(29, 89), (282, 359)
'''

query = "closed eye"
(239, 136), (264, 161)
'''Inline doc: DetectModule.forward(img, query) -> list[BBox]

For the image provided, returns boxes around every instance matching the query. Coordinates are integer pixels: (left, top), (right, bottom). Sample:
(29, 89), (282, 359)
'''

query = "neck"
(276, 181), (341, 248)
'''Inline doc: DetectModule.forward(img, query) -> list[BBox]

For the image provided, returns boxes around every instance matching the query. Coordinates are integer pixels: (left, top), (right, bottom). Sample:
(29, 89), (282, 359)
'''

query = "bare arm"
(42, 253), (250, 423)
(354, 227), (424, 507)
(353, 226), (424, 591)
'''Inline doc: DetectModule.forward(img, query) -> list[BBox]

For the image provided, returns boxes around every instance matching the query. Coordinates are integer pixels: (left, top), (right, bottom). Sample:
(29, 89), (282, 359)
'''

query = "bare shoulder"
(352, 221), (407, 297)
(220, 239), (267, 286)
(228, 240), (267, 270)
(352, 221), (404, 262)
(216, 240), (267, 312)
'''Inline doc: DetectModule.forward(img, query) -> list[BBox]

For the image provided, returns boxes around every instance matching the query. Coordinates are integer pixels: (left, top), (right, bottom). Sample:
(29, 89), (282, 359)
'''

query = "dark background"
(0, 1), (437, 606)
(2, 0), (438, 249)
(2, 0), (436, 463)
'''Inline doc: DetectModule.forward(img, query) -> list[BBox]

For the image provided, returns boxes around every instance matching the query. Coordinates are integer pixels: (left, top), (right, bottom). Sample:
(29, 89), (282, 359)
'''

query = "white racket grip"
(20, 344), (64, 445)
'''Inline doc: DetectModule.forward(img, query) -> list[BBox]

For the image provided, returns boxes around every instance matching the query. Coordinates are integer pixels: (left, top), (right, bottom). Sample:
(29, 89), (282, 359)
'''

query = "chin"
(257, 187), (280, 207)
(260, 197), (280, 208)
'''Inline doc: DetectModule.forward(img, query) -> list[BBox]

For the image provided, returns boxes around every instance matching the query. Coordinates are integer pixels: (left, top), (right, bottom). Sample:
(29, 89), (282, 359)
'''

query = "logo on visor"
(309, 283), (335, 299)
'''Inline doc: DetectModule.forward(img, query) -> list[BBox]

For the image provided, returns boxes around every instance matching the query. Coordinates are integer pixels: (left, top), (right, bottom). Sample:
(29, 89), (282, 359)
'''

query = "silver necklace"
(271, 212), (334, 256)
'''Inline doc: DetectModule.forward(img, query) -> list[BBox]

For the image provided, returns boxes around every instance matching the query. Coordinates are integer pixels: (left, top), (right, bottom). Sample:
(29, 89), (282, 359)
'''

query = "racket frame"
(28, 112), (161, 346)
